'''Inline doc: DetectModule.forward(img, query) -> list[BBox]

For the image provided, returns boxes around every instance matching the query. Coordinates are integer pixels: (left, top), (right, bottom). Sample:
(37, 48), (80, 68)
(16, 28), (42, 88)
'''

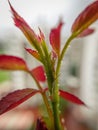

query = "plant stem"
(38, 36), (76, 129)
(42, 54), (61, 129)
(52, 79), (62, 130)
(43, 59), (62, 130)
(41, 40), (55, 94)
(29, 72), (54, 124)
(51, 34), (76, 130)
(41, 40), (63, 129)
(56, 34), (75, 76)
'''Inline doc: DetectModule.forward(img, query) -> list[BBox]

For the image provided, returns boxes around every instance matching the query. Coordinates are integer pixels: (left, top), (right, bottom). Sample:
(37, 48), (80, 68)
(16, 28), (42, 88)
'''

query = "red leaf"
(72, 1), (98, 35)
(25, 48), (41, 61)
(59, 90), (85, 105)
(0, 88), (39, 115)
(38, 28), (45, 42)
(78, 28), (95, 37)
(0, 55), (28, 71)
(35, 118), (48, 130)
(8, 0), (40, 49)
(31, 66), (46, 82)
(49, 21), (63, 56)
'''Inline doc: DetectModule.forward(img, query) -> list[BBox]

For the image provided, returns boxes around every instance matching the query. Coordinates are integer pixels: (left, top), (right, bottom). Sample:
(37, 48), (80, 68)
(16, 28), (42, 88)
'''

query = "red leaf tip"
(38, 27), (45, 41)
(8, 0), (25, 27)
(49, 20), (64, 56)
(59, 90), (85, 106)
(31, 66), (46, 82)
(72, 1), (98, 34)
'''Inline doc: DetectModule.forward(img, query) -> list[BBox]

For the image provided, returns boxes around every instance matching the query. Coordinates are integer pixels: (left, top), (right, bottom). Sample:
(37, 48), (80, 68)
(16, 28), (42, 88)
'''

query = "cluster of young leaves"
(0, 0), (98, 129)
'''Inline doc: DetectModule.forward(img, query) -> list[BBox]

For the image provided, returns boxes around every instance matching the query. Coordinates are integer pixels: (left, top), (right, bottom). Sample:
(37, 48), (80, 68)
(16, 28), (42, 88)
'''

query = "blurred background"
(0, 0), (98, 130)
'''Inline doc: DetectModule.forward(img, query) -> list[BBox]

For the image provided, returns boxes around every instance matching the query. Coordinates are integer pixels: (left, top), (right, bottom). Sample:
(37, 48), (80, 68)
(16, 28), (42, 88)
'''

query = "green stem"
(44, 69), (61, 130)
(51, 34), (76, 130)
(52, 80), (62, 130)
(42, 56), (61, 129)
(41, 40), (55, 94)
(41, 40), (63, 129)
(40, 37), (79, 129)
(29, 72), (53, 124)
(43, 59), (62, 129)
(56, 34), (75, 76)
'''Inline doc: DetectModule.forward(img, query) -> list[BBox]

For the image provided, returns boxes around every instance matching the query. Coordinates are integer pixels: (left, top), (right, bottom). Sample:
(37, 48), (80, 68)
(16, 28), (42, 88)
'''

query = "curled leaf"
(31, 66), (46, 82)
(59, 90), (85, 105)
(49, 21), (63, 56)
(0, 88), (40, 115)
(72, 1), (98, 36)
(0, 55), (28, 71)
(25, 48), (41, 61)
(8, 0), (40, 49)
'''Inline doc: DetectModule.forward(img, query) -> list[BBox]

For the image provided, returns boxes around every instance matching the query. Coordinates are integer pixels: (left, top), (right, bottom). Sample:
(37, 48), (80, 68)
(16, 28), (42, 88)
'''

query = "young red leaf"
(8, 0), (40, 49)
(72, 1), (98, 35)
(59, 90), (85, 105)
(49, 21), (63, 56)
(78, 28), (94, 37)
(31, 66), (46, 82)
(38, 28), (45, 42)
(35, 118), (48, 130)
(0, 55), (28, 71)
(25, 48), (41, 61)
(0, 88), (40, 115)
